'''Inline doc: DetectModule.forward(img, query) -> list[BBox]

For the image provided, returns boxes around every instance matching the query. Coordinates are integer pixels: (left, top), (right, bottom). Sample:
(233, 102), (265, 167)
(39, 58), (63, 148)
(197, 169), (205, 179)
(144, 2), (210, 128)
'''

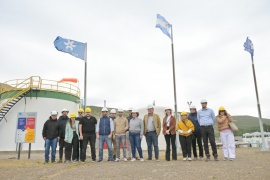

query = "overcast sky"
(1, 0), (270, 118)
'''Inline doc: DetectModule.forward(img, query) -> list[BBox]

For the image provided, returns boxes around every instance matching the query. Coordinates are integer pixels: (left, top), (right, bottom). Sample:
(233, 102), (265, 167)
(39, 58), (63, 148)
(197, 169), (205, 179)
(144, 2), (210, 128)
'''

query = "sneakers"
(81, 160), (85, 163)
(44, 160), (49, 164)
(65, 160), (70, 164)
(224, 157), (228, 161)
(123, 158), (128, 162)
(155, 158), (160, 162)
(92, 159), (96, 162)
(183, 158), (187, 161)
(97, 160), (103, 163)
(205, 155), (210, 161)
(188, 158), (192, 161)
(115, 158), (120, 162)
(51, 160), (56, 164)
(140, 158), (144, 162)
(131, 158), (136, 162)
(73, 159), (78, 163)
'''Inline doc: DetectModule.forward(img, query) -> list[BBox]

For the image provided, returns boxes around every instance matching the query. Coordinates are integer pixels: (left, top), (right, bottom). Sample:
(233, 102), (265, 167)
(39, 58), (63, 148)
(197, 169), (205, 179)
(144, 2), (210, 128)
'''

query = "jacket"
(114, 116), (128, 135)
(162, 115), (176, 135)
(216, 113), (233, 131)
(143, 113), (161, 135)
(58, 115), (69, 138)
(64, 120), (80, 143)
(188, 112), (200, 135)
(42, 117), (60, 140)
(176, 119), (195, 137)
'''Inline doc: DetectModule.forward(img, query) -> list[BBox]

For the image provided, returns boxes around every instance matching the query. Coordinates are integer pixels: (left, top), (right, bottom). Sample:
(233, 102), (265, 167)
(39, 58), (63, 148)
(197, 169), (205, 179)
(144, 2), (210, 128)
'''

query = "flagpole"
(250, 55), (268, 151)
(170, 25), (180, 154)
(84, 43), (87, 111)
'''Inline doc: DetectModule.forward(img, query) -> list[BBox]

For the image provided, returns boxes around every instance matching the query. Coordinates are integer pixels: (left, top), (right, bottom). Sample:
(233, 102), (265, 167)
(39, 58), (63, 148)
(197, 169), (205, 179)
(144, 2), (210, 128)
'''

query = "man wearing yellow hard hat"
(79, 107), (98, 163)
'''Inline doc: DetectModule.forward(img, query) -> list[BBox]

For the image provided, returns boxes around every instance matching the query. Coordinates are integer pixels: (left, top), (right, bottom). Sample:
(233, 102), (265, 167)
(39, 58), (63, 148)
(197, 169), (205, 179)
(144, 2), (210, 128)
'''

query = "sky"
(1, 0), (270, 118)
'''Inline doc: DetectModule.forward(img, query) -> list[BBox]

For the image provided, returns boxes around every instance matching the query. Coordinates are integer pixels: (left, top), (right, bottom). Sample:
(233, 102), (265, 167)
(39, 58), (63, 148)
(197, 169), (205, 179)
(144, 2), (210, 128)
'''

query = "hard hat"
(78, 108), (84, 113)
(85, 107), (91, 113)
(51, 111), (58, 115)
(62, 108), (69, 113)
(219, 106), (226, 111)
(132, 109), (139, 113)
(128, 107), (133, 111)
(147, 104), (154, 109)
(165, 107), (172, 111)
(101, 107), (108, 112)
(118, 108), (124, 112)
(70, 112), (76, 118)
(200, 99), (207, 103)
(189, 105), (196, 109)
(180, 111), (187, 116)
(110, 109), (116, 114)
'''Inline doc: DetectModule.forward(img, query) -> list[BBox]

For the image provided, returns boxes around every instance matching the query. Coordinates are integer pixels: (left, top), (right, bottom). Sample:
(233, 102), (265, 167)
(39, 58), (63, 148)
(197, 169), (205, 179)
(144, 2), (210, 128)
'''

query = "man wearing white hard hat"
(114, 108), (128, 162)
(57, 108), (69, 163)
(96, 107), (114, 162)
(42, 111), (60, 164)
(197, 99), (218, 161)
(143, 104), (161, 161)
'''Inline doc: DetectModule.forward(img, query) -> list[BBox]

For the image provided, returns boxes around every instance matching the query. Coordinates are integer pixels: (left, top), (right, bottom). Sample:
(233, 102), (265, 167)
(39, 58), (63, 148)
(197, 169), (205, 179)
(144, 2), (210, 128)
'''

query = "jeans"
(192, 131), (204, 158)
(65, 132), (79, 161)
(145, 131), (159, 159)
(220, 129), (235, 158)
(179, 135), (192, 158)
(201, 126), (218, 156)
(58, 137), (65, 159)
(44, 138), (58, 162)
(115, 134), (126, 159)
(129, 132), (143, 158)
(81, 133), (96, 161)
(164, 134), (177, 161)
(99, 135), (113, 161)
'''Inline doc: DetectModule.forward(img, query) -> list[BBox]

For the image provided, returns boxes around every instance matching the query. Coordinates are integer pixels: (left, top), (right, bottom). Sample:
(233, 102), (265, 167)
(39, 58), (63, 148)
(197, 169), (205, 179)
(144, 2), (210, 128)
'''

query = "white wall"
(0, 97), (78, 151)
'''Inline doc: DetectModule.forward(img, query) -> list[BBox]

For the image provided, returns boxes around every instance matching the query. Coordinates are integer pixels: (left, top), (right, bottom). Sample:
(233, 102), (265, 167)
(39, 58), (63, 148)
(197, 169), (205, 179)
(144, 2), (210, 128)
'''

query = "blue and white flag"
(243, 37), (254, 57)
(54, 36), (86, 60)
(156, 14), (171, 38)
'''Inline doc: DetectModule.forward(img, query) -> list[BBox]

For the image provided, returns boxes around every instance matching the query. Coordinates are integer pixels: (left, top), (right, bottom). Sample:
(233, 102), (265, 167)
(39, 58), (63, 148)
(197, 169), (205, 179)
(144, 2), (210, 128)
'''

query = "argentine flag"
(156, 14), (171, 38)
(54, 36), (86, 60)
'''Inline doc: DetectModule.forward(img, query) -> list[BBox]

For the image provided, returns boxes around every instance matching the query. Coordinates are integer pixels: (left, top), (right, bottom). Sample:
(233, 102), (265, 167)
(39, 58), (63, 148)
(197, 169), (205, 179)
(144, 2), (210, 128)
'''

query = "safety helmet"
(165, 107), (172, 111)
(85, 107), (91, 113)
(51, 111), (58, 115)
(118, 108), (124, 112)
(110, 109), (116, 114)
(132, 109), (139, 113)
(128, 107), (133, 111)
(219, 106), (226, 111)
(189, 105), (196, 109)
(147, 104), (154, 109)
(78, 108), (84, 113)
(200, 99), (207, 103)
(62, 108), (69, 113)
(101, 107), (108, 112)
(70, 112), (76, 118)
(180, 111), (187, 116)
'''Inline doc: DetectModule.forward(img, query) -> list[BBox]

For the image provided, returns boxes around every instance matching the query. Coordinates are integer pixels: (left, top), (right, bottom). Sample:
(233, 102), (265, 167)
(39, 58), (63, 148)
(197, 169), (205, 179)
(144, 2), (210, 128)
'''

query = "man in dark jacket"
(188, 105), (204, 160)
(57, 108), (69, 163)
(42, 111), (60, 164)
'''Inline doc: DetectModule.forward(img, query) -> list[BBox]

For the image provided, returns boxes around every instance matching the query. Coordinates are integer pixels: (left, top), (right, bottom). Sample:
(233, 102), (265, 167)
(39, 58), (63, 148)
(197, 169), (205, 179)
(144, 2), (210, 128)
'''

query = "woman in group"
(64, 112), (80, 163)
(176, 111), (194, 161)
(216, 106), (236, 161)
(162, 107), (177, 161)
(188, 105), (204, 160)
(129, 109), (144, 162)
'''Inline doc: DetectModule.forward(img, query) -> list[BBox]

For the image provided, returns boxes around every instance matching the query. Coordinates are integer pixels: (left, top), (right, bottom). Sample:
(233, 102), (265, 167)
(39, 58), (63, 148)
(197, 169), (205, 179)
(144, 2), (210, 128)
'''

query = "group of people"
(42, 99), (236, 164)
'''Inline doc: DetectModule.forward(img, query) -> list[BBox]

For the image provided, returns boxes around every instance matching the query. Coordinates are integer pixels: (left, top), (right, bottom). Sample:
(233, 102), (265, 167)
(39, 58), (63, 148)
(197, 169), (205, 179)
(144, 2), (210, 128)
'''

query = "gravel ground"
(0, 148), (269, 180)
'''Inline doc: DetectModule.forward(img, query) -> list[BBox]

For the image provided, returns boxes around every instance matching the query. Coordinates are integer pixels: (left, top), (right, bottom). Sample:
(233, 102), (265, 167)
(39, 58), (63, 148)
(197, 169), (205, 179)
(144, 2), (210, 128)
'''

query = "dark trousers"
(179, 135), (192, 158)
(164, 134), (177, 161)
(58, 137), (65, 159)
(192, 132), (204, 158)
(65, 132), (79, 161)
(200, 126), (217, 156)
(81, 133), (96, 161)
(145, 131), (159, 159)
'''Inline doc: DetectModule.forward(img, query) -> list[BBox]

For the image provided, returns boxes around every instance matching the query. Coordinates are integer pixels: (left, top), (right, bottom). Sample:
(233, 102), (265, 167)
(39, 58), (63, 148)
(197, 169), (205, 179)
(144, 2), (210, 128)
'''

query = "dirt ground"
(0, 148), (269, 180)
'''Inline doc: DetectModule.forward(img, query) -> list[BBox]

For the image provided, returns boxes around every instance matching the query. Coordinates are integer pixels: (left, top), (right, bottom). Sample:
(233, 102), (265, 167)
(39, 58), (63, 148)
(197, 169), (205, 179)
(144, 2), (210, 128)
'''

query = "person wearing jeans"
(114, 108), (129, 162)
(216, 106), (236, 161)
(162, 107), (177, 161)
(188, 105), (204, 160)
(129, 109), (144, 162)
(143, 104), (161, 161)
(197, 99), (218, 161)
(96, 107), (114, 162)
(42, 111), (60, 164)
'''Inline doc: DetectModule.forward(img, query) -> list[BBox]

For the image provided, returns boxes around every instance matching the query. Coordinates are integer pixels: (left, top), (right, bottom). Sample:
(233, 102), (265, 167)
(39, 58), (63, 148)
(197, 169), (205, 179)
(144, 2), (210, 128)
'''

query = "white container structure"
(242, 132), (270, 148)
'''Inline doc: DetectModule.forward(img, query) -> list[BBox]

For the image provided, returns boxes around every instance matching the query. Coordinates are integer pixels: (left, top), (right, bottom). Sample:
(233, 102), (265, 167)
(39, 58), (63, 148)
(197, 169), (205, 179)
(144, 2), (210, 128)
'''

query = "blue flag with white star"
(156, 14), (171, 38)
(243, 37), (254, 57)
(54, 36), (86, 60)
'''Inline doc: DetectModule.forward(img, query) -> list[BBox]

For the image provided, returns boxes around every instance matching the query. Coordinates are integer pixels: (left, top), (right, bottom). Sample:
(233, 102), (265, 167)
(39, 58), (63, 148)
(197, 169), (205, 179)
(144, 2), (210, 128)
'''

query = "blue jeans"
(145, 131), (159, 159)
(44, 138), (58, 161)
(99, 135), (113, 161)
(129, 132), (143, 158)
